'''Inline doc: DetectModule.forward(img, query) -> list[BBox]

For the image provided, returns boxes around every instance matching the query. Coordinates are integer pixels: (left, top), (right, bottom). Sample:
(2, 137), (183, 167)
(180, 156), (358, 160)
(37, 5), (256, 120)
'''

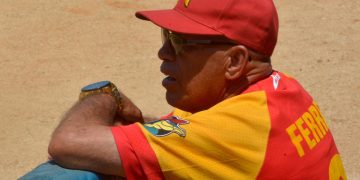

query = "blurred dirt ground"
(0, 0), (359, 179)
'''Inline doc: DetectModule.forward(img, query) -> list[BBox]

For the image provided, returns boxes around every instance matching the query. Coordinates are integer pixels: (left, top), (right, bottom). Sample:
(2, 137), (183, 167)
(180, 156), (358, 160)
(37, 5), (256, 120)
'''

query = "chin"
(166, 92), (188, 111)
(165, 91), (178, 107)
(165, 93), (200, 113)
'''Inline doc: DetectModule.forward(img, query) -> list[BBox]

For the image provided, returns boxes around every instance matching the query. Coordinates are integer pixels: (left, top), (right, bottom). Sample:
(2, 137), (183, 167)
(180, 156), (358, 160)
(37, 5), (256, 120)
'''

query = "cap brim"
(135, 9), (222, 35)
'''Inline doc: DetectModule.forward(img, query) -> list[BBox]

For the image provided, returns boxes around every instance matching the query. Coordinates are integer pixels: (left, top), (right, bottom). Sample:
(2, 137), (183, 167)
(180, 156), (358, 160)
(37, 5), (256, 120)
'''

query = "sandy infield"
(0, 0), (359, 179)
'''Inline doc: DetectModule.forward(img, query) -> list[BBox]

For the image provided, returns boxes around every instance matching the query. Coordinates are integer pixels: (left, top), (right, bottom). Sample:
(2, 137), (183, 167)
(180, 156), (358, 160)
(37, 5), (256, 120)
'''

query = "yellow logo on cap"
(184, 0), (191, 7)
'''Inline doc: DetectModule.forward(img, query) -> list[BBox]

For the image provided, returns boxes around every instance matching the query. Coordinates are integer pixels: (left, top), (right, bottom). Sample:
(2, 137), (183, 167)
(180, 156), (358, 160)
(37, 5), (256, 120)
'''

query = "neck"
(223, 61), (273, 99)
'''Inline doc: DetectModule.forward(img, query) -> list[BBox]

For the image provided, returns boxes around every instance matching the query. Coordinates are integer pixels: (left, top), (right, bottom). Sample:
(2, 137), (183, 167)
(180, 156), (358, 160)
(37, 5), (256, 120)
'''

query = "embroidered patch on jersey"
(143, 116), (189, 137)
(271, 73), (281, 90)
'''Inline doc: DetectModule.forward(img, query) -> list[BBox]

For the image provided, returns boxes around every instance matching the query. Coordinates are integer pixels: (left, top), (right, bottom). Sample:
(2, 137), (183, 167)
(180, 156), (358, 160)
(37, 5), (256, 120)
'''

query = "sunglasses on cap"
(161, 29), (237, 54)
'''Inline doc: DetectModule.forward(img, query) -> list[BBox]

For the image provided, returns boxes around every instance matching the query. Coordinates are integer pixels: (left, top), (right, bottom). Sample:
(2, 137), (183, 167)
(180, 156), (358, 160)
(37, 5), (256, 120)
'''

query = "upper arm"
(48, 125), (125, 177)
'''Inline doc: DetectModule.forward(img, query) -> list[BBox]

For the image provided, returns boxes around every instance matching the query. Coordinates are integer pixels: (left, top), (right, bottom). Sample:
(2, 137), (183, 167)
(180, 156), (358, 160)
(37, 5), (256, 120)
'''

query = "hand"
(115, 91), (144, 124)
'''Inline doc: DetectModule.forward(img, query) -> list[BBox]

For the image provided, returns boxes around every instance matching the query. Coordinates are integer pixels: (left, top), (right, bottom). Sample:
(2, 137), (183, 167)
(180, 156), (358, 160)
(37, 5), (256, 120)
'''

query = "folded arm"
(48, 94), (136, 177)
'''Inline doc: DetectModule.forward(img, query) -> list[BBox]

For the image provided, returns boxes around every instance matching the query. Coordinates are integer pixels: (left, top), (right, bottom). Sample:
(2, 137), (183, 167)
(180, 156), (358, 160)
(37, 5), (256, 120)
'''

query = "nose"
(158, 40), (176, 62)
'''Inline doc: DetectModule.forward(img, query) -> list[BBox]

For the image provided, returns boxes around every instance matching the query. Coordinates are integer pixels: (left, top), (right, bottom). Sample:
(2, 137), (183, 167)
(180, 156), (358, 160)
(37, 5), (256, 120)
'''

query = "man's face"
(158, 30), (233, 113)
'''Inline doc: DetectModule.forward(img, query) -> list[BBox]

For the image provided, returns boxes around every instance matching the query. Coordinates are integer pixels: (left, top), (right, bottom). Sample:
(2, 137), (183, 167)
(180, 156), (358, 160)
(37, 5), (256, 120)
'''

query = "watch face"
(81, 81), (110, 92)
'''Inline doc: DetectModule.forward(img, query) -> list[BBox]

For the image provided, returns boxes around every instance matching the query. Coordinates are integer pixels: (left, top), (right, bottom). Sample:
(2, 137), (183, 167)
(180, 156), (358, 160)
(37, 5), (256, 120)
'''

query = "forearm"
(48, 94), (125, 176)
(56, 94), (117, 129)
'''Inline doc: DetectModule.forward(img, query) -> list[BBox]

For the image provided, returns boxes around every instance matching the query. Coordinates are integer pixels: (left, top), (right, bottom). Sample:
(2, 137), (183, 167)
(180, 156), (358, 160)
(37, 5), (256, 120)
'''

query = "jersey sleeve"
(111, 124), (165, 180)
(112, 91), (272, 179)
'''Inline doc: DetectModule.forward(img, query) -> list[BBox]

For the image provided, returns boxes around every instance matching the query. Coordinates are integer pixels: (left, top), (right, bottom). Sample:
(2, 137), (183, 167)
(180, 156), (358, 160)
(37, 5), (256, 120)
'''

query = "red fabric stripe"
(119, 124), (165, 180)
(111, 126), (145, 180)
(160, 111), (174, 119)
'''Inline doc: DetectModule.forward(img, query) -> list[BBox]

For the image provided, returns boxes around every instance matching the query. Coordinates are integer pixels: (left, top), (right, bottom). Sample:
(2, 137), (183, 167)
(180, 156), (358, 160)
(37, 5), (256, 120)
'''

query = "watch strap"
(79, 81), (122, 111)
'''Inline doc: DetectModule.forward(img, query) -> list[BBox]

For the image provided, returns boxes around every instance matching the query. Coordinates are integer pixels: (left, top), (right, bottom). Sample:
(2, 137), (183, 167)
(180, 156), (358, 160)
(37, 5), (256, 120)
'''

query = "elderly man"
(22, 0), (346, 179)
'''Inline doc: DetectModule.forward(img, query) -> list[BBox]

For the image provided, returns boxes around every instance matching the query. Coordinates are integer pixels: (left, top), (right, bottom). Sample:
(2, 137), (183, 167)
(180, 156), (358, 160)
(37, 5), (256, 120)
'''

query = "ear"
(224, 45), (249, 80)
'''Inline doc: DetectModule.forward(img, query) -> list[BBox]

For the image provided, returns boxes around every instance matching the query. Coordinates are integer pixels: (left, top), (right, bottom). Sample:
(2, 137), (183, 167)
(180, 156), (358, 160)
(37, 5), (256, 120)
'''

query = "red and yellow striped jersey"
(111, 71), (346, 179)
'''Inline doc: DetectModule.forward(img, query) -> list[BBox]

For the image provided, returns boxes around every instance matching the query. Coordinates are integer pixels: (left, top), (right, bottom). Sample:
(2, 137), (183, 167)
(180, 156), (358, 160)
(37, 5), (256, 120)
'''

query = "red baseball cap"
(136, 0), (279, 56)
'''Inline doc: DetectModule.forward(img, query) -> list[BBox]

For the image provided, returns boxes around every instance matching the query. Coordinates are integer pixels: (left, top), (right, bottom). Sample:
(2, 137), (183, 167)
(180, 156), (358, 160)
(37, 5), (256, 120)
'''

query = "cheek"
(180, 65), (226, 109)
(167, 52), (227, 112)
(188, 71), (225, 98)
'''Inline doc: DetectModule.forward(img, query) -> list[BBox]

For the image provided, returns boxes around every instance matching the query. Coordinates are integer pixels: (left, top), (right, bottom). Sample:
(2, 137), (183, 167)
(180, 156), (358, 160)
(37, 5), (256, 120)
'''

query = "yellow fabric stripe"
(140, 91), (271, 179)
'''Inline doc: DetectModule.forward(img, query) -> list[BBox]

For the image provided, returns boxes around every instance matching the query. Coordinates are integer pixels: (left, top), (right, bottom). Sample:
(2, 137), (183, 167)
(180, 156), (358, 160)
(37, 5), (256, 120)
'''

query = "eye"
(170, 34), (185, 45)
(181, 44), (200, 53)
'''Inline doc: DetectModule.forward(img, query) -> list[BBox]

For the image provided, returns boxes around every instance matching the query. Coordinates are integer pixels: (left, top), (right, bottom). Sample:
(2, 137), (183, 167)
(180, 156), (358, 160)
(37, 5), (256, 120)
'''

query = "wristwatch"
(79, 81), (122, 111)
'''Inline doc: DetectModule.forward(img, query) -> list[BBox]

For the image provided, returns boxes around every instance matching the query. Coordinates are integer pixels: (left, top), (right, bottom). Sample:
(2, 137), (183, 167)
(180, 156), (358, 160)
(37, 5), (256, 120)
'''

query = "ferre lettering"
(296, 117), (317, 150)
(184, 0), (191, 7)
(286, 102), (329, 157)
(310, 103), (329, 133)
(286, 123), (305, 157)
(302, 112), (322, 142)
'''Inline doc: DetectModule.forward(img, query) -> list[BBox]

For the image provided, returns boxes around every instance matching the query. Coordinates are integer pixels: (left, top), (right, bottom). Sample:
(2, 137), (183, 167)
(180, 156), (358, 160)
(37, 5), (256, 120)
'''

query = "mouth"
(163, 73), (176, 81)
(160, 64), (177, 88)
(162, 73), (177, 89)
(160, 66), (177, 81)
(163, 74), (176, 82)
